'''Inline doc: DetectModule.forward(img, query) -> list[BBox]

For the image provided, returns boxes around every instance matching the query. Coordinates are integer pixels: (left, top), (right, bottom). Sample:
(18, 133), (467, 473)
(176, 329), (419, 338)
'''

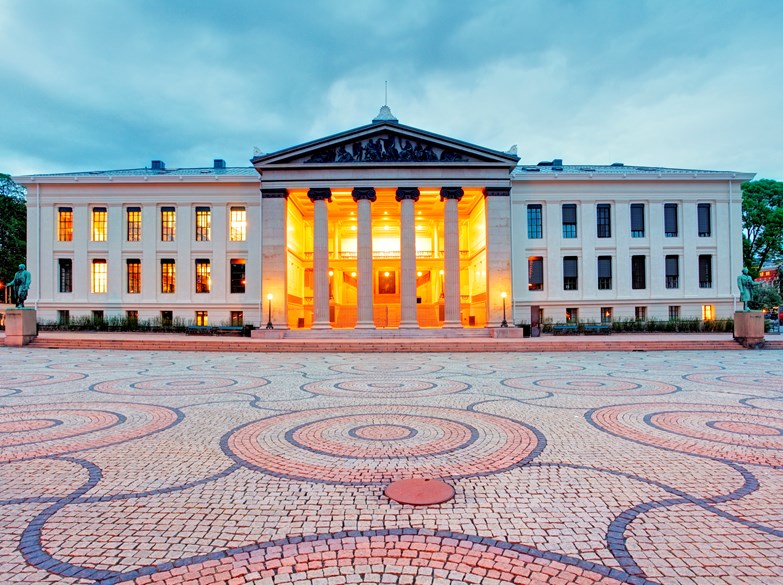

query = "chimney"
(151, 160), (165, 170)
(213, 159), (226, 169)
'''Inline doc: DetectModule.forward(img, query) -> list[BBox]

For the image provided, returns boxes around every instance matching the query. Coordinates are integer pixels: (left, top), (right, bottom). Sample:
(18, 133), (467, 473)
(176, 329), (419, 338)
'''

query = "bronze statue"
(737, 267), (759, 311)
(9, 263), (31, 308)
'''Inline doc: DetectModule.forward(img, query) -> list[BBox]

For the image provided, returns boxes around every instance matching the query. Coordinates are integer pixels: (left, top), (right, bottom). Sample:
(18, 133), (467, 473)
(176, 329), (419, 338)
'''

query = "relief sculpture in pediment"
(305, 134), (467, 163)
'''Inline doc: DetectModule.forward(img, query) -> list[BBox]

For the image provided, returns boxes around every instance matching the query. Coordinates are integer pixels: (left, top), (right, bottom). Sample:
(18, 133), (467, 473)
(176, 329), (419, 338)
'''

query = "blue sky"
(2, 0), (782, 179)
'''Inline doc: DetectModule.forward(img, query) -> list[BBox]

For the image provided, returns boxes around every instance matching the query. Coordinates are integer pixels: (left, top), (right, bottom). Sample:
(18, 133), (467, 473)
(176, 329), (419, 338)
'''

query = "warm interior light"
(328, 270), (334, 277)
(384, 225), (389, 231)
(439, 269), (444, 275)
(417, 271), (422, 277)
(351, 272), (356, 277)
(384, 211), (388, 215)
(384, 271), (390, 277)
(416, 225), (422, 230)
(501, 291), (507, 299)
(350, 225), (356, 231)
(267, 293), (273, 300)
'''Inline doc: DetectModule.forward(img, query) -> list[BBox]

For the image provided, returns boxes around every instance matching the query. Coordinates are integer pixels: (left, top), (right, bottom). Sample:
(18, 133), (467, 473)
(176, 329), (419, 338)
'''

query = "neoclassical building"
(16, 107), (753, 331)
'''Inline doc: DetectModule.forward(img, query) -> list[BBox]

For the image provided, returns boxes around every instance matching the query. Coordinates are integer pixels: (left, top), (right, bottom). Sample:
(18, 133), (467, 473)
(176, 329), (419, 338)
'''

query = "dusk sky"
(2, 0), (782, 180)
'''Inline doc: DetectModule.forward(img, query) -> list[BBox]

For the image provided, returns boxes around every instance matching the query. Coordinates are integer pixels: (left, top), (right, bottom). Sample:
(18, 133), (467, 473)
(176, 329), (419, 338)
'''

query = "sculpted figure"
(9, 263), (32, 308)
(335, 145), (354, 162)
(737, 267), (759, 311)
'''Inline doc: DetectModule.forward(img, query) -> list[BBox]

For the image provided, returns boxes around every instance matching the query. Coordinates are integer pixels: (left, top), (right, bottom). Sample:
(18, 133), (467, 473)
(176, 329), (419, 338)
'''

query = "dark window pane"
(631, 255), (646, 289)
(596, 204), (611, 238)
(527, 204), (542, 239)
(664, 203), (678, 237)
(230, 259), (246, 294)
(630, 204), (645, 237)
(698, 203), (711, 236)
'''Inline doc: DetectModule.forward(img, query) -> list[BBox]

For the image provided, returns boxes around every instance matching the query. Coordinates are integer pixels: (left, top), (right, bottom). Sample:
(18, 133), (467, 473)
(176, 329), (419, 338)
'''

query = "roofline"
(251, 121), (520, 165)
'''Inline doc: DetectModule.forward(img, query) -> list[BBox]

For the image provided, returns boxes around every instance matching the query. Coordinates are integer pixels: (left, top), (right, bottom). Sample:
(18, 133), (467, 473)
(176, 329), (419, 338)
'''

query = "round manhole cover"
(384, 478), (455, 506)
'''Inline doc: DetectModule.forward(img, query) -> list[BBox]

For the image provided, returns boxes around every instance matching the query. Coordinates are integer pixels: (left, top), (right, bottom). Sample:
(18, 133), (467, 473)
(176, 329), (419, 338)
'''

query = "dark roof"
(23, 166), (258, 178)
(512, 164), (743, 177)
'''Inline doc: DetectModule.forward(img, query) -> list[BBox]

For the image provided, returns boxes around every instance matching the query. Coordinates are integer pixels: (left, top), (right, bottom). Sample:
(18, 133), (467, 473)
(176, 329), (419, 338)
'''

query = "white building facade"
(16, 110), (753, 330)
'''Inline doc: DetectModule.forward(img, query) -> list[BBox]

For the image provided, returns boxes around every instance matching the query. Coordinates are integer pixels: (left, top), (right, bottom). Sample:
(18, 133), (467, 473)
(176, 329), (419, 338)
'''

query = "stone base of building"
(489, 327), (525, 338)
(733, 311), (765, 349)
(4, 309), (38, 346)
(251, 328), (286, 340)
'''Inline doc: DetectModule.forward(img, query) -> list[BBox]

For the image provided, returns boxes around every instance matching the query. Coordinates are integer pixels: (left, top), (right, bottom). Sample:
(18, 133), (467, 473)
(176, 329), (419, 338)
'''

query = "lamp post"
(265, 293), (274, 329)
(500, 291), (508, 328)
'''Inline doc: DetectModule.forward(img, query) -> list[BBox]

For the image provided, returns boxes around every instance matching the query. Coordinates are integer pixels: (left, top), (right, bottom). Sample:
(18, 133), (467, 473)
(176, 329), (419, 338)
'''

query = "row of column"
(308, 186), (465, 330)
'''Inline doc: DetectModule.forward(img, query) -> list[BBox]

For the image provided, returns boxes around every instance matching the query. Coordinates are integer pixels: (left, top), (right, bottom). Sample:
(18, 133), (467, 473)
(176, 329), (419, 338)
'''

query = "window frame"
(126, 207), (142, 242)
(631, 255), (646, 290)
(596, 204), (611, 238)
(195, 206), (211, 242)
(195, 259), (211, 294)
(230, 259), (246, 294)
(561, 204), (577, 239)
(229, 207), (247, 242)
(161, 207), (176, 242)
(58, 207), (73, 242)
(160, 259), (176, 294)
(126, 258), (141, 294)
(527, 204), (543, 239)
(58, 258), (73, 293)
(91, 259), (108, 294)
(91, 207), (108, 242)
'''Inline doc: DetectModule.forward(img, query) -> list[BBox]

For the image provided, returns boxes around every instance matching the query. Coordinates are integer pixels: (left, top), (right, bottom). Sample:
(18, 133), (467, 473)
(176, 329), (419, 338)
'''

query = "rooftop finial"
(372, 104), (398, 124)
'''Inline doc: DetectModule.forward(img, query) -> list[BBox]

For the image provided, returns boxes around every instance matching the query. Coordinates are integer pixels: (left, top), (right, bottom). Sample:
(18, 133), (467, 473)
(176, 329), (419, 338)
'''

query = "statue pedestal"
(4, 309), (38, 346)
(734, 311), (765, 349)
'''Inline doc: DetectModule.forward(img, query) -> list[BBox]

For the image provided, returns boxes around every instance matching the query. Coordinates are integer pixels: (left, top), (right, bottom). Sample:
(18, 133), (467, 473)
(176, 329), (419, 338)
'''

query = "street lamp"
(265, 293), (274, 329)
(500, 291), (508, 328)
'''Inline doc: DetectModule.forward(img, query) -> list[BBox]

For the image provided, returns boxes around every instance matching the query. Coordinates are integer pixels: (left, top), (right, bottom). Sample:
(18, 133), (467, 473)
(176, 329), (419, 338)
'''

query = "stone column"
(261, 189), (289, 329)
(309, 188), (332, 330)
(396, 187), (420, 329)
(352, 188), (376, 329)
(441, 187), (464, 328)
(484, 187), (512, 328)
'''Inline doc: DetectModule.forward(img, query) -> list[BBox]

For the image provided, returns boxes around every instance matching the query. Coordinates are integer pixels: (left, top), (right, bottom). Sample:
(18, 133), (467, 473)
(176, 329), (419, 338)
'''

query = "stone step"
(23, 337), (746, 353)
(283, 327), (491, 339)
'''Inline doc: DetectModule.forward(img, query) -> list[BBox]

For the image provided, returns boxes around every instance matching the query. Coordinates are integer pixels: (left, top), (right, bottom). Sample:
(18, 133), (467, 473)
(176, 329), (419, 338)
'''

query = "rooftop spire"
(372, 104), (398, 124)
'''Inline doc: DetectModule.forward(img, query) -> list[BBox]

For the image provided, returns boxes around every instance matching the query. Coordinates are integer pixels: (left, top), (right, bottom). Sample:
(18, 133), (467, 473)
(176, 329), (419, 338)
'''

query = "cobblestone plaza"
(1, 347), (781, 584)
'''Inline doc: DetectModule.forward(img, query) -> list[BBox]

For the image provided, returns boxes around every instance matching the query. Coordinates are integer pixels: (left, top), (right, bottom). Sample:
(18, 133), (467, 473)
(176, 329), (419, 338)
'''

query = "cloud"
(1, 0), (781, 179)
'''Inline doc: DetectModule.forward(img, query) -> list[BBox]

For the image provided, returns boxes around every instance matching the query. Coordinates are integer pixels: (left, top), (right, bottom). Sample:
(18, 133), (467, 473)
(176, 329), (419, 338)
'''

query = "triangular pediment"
(252, 122), (519, 167)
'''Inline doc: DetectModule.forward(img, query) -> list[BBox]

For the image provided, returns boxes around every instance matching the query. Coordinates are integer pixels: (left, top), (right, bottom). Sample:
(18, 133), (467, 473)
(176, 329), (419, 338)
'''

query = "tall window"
(699, 255), (712, 288)
(92, 207), (107, 242)
(195, 311), (208, 326)
(630, 203), (645, 238)
(635, 306), (647, 321)
(195, 207), (211, 241)
(161, 310), (173, 326)
(565, 307), (579, 323)
(195, 259), (211, 293)
(161, 259), (176, 293)
(230, 259), (246, 294)
(601, 307), (613, 324)
(58, 310), (70, 325)
(597, 256), (612, 290)
(127, 310), (138, 323)
(702, 305), (714, 321)
(665, 255), (679, 289)
(563, 256), (578, 290)
(127, 207), (141, 241)
(527, 204), (543, 239)
(631, 255), (646, 289)
(58, 207), (73, 242)
(127, 259), (141, 294)
(528, 256), (543, 291)
(161, 207), (176, 241)
(664, 203), (678, 237)
(58, 258), (72, 293)
(91, 259), (107, 293)
(230, 311), (244, 326)
(562, 204), (577, 238)
(230, 207), (247, 241)
(669, 306), (681, 320)
(698, 203), (711, 237)
(596, 204), (611, 238)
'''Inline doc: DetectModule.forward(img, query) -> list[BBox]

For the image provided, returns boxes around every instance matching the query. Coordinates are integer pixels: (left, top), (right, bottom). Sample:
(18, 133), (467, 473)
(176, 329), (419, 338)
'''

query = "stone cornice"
(484, 187), (511, 197)
(261, 188), (288, 199)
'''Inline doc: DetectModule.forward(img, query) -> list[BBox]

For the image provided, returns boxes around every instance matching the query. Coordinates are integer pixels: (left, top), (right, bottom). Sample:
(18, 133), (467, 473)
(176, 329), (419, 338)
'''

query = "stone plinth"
(251, 329), (286, 340)
(4, 309), (38, 346)
(734, 311), (765, 349)
(489, 327), (524, 338)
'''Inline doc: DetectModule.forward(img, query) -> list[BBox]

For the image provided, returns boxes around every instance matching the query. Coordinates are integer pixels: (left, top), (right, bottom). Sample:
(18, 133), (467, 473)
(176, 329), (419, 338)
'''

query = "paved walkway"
(0, 347), (781, 584)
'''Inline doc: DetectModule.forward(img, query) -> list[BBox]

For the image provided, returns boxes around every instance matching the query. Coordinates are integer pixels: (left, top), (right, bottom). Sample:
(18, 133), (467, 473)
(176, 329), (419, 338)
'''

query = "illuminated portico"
(254, 108), (519, 330)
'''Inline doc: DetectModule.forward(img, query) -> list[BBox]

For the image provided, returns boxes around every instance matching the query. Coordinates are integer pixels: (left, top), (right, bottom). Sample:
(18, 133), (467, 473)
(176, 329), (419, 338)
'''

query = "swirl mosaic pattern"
(588, 403), (783, 466)
(502, 375), (679, 396)
(90, 374), (269, 396)
(0, 371), (87, 388)
(684, 372), (783, 392)
(0, 402), (180, 462)
(301, 376), (469, 398)
(226, 405), (542, 485)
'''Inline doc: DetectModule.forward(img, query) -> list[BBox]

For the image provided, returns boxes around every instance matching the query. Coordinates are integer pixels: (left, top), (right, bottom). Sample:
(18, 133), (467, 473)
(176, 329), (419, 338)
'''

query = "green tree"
(0, 173), (27, 301)
(742, 179), (783, 277)
(748, 284), (782, 311)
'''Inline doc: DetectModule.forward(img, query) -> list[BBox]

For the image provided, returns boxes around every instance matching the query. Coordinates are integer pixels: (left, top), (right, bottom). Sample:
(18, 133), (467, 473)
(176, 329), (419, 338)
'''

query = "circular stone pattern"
(685, 373), (783, 392)
(0, 402), (180, 463)
(503, 375), (679, 396)
(328, 361), (444, 375)
(123, 532), (632, 585)
(589, 403), (783, 466)
(0, 372), (87, 388)
(226, 405), (541, 485)
(469, 360), (585, 374)
(301, 377), (468, 399)
(91, 375), (269, 396)
(188, 360), (305, 373)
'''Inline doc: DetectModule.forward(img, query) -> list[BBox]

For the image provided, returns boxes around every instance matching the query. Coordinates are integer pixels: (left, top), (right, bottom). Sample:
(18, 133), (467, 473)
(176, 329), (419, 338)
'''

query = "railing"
(666, 276), (679, 289)
(699, 281), (712, 289)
